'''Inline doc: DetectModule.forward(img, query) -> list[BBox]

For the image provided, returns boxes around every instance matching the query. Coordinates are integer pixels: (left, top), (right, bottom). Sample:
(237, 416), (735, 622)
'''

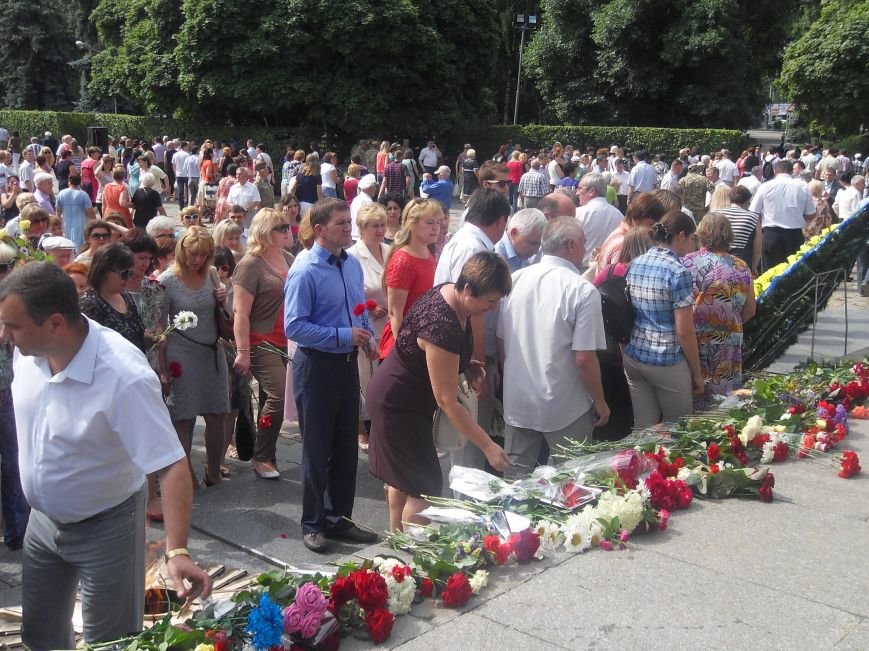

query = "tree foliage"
(0, 0), (78, 110)
(524, 0), (801, 129)
(89, 0), (500, 138)
(778, 0), (869, 137)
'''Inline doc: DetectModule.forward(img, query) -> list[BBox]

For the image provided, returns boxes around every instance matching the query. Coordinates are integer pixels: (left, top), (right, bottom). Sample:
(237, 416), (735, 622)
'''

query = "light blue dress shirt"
(284, 242), (373, 353)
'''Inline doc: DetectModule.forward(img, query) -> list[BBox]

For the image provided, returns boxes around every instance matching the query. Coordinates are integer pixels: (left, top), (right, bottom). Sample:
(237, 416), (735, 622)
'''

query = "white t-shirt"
(435, 222), (495, 284)
(18, 160), (34, 190)
(173, 150), (190, 177)
(575, 197), (624, 268)
(11, 319), (186, 523)
(737, 175), (762, 197)
(613, 171), (630, 196)
(715, 158), (739, 184)
(833, 185), (862, 219)
(321, 162), (336, 190)
(497, 255), (606, 432)
(547, 159), (564, 185)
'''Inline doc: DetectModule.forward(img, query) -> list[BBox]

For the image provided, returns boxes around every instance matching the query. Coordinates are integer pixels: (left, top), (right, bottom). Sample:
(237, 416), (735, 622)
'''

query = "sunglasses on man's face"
(487, 179), (509, 188)
(91, 232), (111, 240)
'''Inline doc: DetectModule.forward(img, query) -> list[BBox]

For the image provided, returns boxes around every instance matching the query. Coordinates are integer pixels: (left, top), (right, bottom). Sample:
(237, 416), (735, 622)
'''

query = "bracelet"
(236, 348), (250, 352)
(165, 547), (190, 562)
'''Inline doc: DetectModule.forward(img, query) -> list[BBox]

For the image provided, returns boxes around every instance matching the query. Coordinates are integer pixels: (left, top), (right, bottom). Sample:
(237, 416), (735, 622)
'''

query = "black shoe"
(303, 532), (329, 553)
(325, 524), (378, 544)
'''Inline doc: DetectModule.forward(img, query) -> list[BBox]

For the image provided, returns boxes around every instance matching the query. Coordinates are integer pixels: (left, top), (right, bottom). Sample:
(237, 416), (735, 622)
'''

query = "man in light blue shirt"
(493, 208), (546, 273)
(55, 174), (95, 252)
(284, 197), (378, 553)
(627, 149), (658, 204)
(420, 165), (454, 211)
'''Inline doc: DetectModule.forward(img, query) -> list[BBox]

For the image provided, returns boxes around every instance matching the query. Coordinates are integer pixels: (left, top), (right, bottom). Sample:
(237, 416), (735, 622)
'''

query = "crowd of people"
(0, 127), (867, 647)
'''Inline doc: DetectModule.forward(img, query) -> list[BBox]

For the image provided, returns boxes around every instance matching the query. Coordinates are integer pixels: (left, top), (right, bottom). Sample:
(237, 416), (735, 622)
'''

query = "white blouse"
(346, 240), (390, 339)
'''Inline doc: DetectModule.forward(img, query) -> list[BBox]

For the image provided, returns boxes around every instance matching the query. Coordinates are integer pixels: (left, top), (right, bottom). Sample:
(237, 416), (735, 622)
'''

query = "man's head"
(465, 188), (511, 237)
(22, 148), (34, 163)
(615, 158), (625, 172)
(633, 150), (648, 163)
(539, 216), (586, 270)
(310, 197), (353, 252)
(0, 261), (83, 357)
(427, 140), (436, 149)
(774, 159), (794, 176)
(236, 167), (251, 183)
(229, 204), (246, 227)
(670, 159), (683, 173)
(34, 172), (53, 194)
(255, 162), (269, 180)
(538, 191), (577, 221)
(506, 208), (546, 260)
(41, 236), (76, 266)
(853, 175), (866, 195)
(751, 165), (762, 180)
(477, 161), (509, 195)
(708, 166), (720, 182)
(577, 172), (607, 206)
(824, 167), (836, 182)
(359, 174), (378, 197)
(435, 165), (451, 180)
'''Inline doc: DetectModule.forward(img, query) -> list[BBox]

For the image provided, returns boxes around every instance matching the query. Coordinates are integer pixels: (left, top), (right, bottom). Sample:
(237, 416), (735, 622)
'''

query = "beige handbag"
(432, 374), (478, 451)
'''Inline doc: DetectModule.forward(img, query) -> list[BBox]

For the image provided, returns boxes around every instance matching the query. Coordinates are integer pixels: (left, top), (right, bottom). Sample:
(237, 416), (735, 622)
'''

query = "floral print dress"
(682, 249), (751, 397)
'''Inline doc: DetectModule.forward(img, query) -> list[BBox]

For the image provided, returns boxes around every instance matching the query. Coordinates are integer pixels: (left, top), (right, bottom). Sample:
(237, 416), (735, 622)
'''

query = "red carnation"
(483, 534), (511, 565)
(707, 443), (720, 464)
(257, 414), (273, 430)
(419, 577), (434, 597)
(758, 473), (775, 502)
(365, 607), (394, 644)
(329, 575), (356, 609)
(773, 441), (790, 462)
(709, 463), (720, 474)
(353, 303), (366, 317)
(838, 451), (861, 478)
(391, 564), (413, 583)
(205, 630), (230, 651)
(507, 529), (540, 564)
(441, 573), (473, 608)
(798, 434), (815, 459)
(750, 433), (770, 449)
(168, 361), (183, 378)
(352, 570), (389, 611)
(365, 299), (378, 311)
(658, 508), (671, 532)
(788, 404), (806, 414)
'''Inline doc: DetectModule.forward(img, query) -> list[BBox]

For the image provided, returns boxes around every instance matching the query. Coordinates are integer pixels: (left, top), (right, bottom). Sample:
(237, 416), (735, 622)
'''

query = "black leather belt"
(298, 347), (358, 362)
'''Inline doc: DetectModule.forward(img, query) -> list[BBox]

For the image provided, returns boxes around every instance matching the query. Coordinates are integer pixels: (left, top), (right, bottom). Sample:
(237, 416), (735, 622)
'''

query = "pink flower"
(295, 582), (327, 616)
(658, 509), (671, 531)
(599, 540), (614, 551)
(299, 610), (321, 639)
(619, 530), (630, 544)
(283, 603), (303, 634)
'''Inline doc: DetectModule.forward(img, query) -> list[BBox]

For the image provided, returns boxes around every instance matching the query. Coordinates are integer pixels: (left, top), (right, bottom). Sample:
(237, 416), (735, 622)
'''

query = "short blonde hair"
(808, 179), (824, 199)
(696, 211), (733, 252)
(356, 202), (387, 230)
(212, 219), (245, 254)
(708, 185), (731, 211)
(298, 211), (314, 250)
(172, 226), (215, 276)
(247, 208), (287, 257)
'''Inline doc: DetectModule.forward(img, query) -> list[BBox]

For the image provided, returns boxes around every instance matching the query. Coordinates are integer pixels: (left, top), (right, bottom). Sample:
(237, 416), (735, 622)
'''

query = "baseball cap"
(359, 174), (378, 190)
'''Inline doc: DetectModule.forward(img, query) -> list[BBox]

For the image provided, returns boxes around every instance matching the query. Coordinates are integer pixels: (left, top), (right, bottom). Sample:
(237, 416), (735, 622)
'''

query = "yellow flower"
(193, 645), (215, 651)
(0, 228), (7, 240)
(18, 220), (31, 231)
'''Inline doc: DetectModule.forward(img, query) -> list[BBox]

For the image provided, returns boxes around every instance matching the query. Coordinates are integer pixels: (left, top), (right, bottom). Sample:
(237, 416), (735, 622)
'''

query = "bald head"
(538, 192), (577, 221)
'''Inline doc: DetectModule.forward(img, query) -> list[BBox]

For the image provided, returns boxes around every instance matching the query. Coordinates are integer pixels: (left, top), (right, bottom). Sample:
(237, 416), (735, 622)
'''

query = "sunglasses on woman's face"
(114, 268), (135, 280)
(183, 214), (200, 221)
(272, 223), (291, 234)
(91, 232), (111, 240)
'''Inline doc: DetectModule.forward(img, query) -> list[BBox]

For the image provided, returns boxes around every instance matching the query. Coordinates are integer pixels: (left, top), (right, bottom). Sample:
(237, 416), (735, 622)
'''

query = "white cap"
(41, 236), (75, 250)
(359, 174), (378, 190)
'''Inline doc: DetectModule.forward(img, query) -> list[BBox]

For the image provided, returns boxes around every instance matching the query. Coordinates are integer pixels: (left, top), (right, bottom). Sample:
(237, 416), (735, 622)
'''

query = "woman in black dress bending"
(367, 252), (512, 532)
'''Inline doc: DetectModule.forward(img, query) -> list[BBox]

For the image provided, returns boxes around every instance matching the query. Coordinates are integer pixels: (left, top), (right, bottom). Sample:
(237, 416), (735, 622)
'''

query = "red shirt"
(379, 249), (436, 360)
(344, 177), (359, 205)
(507, 159), (524, 184)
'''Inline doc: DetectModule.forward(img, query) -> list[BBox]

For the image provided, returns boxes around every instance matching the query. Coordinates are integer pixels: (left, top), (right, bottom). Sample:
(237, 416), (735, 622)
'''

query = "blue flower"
(246, 593), (284, 650)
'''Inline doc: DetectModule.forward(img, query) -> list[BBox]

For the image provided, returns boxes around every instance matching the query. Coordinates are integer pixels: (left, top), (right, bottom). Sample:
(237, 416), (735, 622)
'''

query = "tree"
(89, 0), (501, 139)
(524, 0), (802, 129)
(778, 0), (869, 137)
(0, 0), (78, 110)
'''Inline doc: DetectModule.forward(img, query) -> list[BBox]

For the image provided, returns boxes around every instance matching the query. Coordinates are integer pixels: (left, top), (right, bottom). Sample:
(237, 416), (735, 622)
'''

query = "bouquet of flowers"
(149, 310), (199, 354)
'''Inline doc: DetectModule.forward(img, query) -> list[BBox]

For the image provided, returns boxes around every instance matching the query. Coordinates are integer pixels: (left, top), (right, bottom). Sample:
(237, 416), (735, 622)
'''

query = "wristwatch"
(165, 547), (190, 562)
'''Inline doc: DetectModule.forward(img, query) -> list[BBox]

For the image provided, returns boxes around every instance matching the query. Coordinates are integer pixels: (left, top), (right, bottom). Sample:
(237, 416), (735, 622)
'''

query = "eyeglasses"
(114, 268), (135, 280)
(183, 214), (200, 221)
(91, 232), (111, 240)
(272, 223), (291, 233)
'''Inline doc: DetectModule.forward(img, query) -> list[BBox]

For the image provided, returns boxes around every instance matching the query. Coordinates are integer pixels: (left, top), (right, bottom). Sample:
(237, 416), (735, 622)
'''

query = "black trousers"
(762, 226), (803, 269)
(293, 348), (360, 535)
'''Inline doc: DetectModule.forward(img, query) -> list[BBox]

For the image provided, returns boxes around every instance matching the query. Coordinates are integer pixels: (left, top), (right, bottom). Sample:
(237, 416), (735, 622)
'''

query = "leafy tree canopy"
(778, 0), (869, 137)
(524, 0), (803, 129)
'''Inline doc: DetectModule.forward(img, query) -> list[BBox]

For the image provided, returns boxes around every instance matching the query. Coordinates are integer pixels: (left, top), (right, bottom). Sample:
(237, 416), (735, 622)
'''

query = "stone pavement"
(2, 199), (869, 648)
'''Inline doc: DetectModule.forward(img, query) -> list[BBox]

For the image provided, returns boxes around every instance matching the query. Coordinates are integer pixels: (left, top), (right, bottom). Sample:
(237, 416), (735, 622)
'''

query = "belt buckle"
(345, 351), (354, 362)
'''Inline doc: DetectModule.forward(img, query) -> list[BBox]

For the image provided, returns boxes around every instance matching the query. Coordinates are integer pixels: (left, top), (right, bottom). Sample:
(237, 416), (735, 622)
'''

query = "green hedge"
(0, 109), (306, 155)
(0, 109), (748, 161)
(455, 125), (748, 160)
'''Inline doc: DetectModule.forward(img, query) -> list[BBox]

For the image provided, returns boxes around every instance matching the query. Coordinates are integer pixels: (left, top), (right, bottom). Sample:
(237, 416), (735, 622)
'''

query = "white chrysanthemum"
(173, 311), (198, 331)
(384, 574), (415, 615)
(740, 415), (763, 445)
(561, 518), (592, 553)
(534, 520), (563, 550)
(760, 441), (775, 464)
(779, 412), (792, 421)
(469, 570), (489, 595)
(635, 481), (652, 503)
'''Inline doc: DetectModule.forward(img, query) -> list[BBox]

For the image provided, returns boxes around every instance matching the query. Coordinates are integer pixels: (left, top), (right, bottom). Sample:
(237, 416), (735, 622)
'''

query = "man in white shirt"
(627, 150), (657, 204)
(660, 159), (683, 191)
(418, 140), (442, 175)
(435, 188), (511, 472)
(612, 158), (630, 213)
(738, 165), (763, 196)
(0, 263), (211, 649)
(227, 167), (261, 228)
(833, 175), (865, 219)
(255, 144), (274, 183)
(350, 174), (377, 240)
(18, 148), (35, 192)
(749, 159), (816, 268)
(172, 140), (190, 210)
(152, 136), (166, 168)
(546, 153), (564, 189)
(715, 150), (739, 186)
(575, 172), (624, 271)
(497, 217), (608, 469)
(183, 147), (201, 207)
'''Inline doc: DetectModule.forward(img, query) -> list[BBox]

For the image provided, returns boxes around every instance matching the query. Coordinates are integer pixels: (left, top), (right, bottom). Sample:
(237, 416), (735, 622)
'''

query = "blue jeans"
(0, 389), (29, 547)
(293, 349), (360, 534)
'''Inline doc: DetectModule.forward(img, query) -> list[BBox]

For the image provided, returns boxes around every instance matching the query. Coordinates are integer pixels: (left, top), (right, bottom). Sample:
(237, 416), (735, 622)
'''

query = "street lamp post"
(512, 10), (539, 126)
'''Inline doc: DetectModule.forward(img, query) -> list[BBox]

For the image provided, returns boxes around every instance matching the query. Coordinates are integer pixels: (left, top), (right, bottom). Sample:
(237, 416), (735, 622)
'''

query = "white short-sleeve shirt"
(434, 222), (495, 284)
(575, 197), (624, 269)
(11, 318), (185, 523)
(497, 255), (606, 432)
(749, 174), (816, 229)
(227, 180), (261, 210)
